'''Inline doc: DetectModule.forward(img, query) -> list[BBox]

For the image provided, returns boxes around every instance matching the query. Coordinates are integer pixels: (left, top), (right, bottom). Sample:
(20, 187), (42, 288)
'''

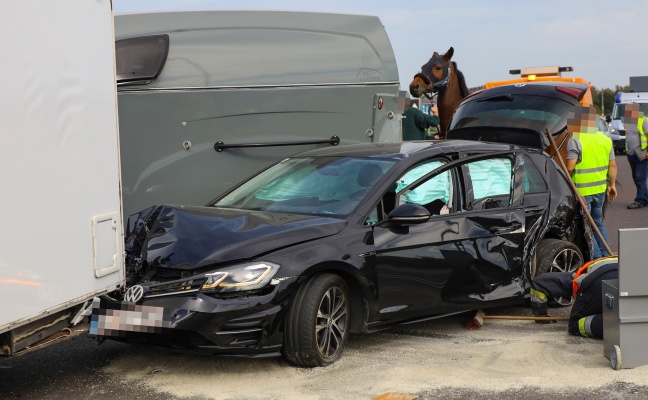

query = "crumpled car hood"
(126, 205), (347, 270)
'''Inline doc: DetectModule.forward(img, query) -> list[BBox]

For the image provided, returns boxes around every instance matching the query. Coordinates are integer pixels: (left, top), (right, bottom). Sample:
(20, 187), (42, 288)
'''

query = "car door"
(372, 151), (526, 321)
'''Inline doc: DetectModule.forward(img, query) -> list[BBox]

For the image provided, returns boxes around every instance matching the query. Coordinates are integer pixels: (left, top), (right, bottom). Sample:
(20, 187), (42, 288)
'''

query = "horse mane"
(452, 61), (469, 99)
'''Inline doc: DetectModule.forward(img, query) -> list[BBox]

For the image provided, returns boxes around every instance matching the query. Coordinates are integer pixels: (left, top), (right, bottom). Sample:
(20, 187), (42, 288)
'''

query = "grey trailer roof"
(114, 10), (399, 89)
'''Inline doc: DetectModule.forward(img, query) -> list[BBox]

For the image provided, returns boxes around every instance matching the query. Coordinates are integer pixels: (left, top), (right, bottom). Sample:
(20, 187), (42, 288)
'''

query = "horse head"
(409, 47), (454, 98)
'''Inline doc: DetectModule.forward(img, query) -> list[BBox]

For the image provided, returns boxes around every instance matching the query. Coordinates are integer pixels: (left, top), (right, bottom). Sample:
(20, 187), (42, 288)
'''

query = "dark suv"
(448, 81), (591, 160)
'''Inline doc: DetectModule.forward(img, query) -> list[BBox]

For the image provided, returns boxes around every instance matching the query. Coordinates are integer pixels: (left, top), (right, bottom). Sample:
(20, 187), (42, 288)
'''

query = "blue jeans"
(585, 192), (609, 259)
(627, 153), (648, 205)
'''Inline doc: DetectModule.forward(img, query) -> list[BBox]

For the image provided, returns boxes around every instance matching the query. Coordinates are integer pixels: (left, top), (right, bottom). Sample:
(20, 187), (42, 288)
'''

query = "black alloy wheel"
(283, 273), (350, 367)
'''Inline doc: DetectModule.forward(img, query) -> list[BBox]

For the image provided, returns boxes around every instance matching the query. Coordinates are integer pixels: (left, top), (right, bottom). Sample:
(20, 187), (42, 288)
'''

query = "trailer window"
(116, 35), (169, 85)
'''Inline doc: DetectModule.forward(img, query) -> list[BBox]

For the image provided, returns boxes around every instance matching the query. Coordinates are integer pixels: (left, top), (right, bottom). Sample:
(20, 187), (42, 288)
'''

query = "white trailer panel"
(0, 0), (124, 333)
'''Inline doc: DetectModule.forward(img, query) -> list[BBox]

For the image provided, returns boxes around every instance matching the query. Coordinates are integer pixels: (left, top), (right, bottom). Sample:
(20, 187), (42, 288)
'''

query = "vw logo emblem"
(124, 285), (145, 303)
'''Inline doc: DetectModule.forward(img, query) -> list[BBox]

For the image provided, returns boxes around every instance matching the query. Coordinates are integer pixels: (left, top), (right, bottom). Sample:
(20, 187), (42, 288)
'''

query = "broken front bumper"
(89, 279), (297, 356)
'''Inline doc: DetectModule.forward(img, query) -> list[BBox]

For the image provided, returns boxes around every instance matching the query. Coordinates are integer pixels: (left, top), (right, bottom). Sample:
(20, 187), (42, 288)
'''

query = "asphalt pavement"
(602, 154), (648, 251)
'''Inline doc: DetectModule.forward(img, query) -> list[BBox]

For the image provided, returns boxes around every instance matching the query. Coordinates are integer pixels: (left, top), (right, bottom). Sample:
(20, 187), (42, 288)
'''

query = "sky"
(113, 0), (647, 91)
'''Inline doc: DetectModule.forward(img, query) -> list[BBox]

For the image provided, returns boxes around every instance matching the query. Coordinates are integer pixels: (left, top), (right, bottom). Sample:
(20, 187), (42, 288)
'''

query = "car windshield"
(213, 156), (396, 217)
(450, 94), (573, 133)
(612, 103), (648, 120)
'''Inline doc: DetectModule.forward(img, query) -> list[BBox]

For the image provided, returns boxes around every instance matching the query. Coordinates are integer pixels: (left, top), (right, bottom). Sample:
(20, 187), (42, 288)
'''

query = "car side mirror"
(377, 203), (430, 227)
(605, 115), (612, 123)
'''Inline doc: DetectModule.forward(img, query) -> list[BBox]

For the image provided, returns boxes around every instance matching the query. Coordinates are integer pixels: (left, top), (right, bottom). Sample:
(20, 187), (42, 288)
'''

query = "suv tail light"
(555, 86), (586, 101)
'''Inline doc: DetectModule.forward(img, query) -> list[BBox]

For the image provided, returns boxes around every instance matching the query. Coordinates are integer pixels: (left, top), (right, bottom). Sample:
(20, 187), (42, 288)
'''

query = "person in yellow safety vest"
(530, 256), (618, 338)
(623, 103), (648, 209)
(565, 105), (617, 259)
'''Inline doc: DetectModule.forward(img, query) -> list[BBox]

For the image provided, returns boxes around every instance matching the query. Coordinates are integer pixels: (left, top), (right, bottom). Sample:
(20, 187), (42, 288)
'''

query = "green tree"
(592, 86), (615, 116)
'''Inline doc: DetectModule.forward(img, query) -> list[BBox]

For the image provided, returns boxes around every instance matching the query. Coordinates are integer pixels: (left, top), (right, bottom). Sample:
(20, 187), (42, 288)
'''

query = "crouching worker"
(530, 256), (618, 339)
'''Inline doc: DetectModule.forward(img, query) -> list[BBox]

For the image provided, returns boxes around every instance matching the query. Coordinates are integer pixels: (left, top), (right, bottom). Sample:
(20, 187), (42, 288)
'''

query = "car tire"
(283, 273), (350, 367)
(534, 238), (584, 306)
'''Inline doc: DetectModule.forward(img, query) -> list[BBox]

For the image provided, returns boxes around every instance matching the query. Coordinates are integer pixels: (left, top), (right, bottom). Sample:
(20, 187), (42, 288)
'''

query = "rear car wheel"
(534, 238), (584, 306)
(283, 273), (350, 367)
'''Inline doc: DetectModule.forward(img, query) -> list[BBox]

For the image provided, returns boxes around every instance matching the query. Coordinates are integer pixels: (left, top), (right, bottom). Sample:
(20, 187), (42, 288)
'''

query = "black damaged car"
(90, 139), (590, 367)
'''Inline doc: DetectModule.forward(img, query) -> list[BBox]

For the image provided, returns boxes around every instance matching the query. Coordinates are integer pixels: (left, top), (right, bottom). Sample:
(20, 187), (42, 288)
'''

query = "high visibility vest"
(639, 116), (647, 150)
(572, 255), (618, 338)
(572, 256), (618, 298)
(572, 132), (612, 196)
(627, 116), (648, 152)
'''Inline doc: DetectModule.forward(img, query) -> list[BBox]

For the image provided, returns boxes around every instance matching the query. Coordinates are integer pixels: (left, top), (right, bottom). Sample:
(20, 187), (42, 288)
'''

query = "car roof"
(465, 81), (589, 105)
(295, 140), (518, 159)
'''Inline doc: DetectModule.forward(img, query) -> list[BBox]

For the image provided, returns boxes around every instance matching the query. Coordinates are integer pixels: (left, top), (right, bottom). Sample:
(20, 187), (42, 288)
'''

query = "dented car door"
(372, 152), (526, 321)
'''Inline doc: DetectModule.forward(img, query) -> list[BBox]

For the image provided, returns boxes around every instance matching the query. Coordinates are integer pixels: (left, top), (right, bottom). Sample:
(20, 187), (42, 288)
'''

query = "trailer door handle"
(214, 136), (340, 152)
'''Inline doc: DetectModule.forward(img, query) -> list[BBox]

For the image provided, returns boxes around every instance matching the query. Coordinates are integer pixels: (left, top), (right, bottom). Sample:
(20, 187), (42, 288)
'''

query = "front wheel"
(283, 273), (350, 367)
(534, 238), (584, 306)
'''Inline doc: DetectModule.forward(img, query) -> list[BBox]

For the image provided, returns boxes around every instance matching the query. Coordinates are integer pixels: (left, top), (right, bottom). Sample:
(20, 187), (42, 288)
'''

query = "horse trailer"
(114, 10), (406, 220)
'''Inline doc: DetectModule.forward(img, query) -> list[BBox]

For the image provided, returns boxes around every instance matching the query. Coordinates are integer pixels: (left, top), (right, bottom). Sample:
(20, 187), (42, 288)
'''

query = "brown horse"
(409, 47), (469, 137)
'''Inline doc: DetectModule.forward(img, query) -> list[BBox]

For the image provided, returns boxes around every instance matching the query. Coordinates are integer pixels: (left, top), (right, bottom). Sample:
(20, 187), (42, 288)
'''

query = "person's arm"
(565, 137), (581, 175)
(607, 159), (617, 200)
(414, 109), (438, 130)
(424, 113), (440, 128)
(566, 159), (577, 176)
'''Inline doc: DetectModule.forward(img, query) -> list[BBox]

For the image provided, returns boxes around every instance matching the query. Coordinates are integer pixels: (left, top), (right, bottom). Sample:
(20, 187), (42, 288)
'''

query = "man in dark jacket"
(402, 100), (440, 141)
(530, 256), (618, 339)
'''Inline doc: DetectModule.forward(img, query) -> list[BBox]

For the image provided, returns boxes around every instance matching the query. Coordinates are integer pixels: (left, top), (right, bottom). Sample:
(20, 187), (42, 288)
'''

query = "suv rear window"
(450, 95), (573, 133)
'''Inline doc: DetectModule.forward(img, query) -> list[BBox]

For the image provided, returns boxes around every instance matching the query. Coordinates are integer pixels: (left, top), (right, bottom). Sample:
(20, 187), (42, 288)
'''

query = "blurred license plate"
(89, 297), (171, 336)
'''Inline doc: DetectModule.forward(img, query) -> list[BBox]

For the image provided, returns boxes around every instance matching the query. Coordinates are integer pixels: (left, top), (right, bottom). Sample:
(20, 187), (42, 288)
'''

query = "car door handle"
(490, 223), (523, 234)
(525, 206), (544, 213)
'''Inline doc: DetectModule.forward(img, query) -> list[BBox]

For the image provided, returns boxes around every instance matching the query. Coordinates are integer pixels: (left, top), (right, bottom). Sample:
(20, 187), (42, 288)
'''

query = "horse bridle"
(414, 62), (452, 100)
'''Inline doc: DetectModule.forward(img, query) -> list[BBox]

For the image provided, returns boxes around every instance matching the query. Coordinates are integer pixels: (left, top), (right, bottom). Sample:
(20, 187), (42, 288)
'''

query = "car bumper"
(89, 277), (298, 356)
(613, 138), (626, 154)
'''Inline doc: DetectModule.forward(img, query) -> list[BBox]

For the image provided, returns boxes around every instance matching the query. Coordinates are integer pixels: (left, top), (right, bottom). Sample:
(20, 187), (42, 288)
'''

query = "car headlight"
(201, 262), (280, 293)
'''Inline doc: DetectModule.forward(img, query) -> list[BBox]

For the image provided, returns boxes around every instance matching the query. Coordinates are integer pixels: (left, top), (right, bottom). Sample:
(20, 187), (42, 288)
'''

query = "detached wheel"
(534, 238), (584, 306)
(283, 273), (350, 367)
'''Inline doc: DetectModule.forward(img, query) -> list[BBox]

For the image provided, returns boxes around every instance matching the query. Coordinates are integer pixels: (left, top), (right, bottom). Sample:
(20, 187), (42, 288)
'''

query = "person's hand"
(607, 185), (617, 201)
